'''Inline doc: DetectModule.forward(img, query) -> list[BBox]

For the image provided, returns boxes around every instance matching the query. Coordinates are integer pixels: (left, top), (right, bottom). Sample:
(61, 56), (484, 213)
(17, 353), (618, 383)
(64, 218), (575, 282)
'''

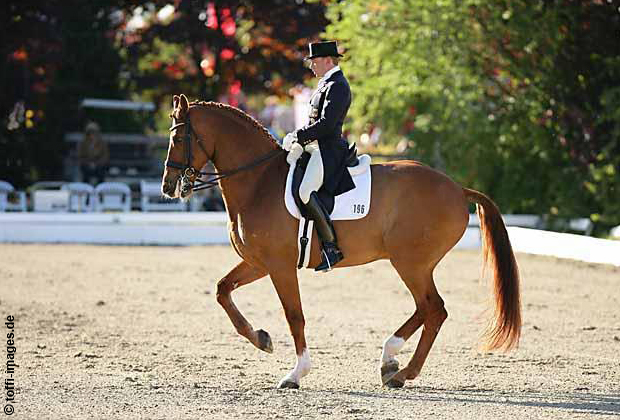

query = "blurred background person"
(258, 95), (281, 141)
(78, 121), (109, 185)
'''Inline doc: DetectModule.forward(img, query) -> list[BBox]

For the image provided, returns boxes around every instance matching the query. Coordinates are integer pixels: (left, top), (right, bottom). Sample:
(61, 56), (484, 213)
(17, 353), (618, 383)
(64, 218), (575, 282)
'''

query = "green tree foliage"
(326, 0), (620, 231)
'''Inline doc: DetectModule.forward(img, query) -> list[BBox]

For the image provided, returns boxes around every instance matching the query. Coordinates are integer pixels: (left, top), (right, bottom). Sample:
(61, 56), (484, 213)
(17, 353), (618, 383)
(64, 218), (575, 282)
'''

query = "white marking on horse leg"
(381, 335), (405, 366)
(278, 348), (311, 387)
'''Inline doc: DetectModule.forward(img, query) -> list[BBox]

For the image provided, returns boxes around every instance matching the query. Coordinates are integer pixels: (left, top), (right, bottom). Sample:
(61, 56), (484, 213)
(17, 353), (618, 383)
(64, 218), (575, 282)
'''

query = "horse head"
(162, 94), (214, 200)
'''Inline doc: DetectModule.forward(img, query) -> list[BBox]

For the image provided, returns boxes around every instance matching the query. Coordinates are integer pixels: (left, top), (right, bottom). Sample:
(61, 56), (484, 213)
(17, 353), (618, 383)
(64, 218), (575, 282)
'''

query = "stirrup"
(315, 243), (343, 272)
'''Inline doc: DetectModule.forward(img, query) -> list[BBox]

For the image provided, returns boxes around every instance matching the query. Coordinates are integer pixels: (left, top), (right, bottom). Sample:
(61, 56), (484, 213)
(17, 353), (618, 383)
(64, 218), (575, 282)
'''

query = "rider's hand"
(286, 142), (304, 165)
(282, 131), (298, 152)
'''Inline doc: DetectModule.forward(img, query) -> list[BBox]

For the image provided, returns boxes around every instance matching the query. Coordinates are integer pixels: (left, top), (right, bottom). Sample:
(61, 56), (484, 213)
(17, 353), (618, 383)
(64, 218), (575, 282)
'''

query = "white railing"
(0, 212), (618, 266)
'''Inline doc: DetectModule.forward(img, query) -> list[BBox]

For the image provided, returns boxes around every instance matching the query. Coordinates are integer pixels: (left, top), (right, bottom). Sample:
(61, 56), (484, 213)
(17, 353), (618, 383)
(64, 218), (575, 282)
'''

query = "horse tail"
(464, 187), (521, 351)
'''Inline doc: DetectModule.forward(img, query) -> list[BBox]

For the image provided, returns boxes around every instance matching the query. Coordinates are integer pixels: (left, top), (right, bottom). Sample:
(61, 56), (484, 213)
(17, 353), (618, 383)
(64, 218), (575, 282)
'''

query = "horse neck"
(201, 107), (283, 214)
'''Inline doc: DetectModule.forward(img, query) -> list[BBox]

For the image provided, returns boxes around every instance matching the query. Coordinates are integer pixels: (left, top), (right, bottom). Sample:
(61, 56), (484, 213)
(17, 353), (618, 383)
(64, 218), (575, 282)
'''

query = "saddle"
(285, 143), (371, 269)
(292, 143), (360, 216)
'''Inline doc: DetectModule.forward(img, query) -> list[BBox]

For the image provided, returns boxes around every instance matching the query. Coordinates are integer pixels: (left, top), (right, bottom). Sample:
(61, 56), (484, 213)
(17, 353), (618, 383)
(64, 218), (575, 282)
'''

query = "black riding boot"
(304, 192), (343, 272)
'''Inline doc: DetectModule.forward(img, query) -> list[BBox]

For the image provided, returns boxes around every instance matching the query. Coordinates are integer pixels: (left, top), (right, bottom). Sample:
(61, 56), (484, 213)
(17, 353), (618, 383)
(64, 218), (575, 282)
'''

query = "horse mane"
(189, 101), (279, 147)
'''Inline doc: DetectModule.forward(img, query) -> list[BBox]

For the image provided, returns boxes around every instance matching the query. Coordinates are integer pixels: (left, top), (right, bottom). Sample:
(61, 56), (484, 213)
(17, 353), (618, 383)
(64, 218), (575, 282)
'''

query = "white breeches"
(299, 141), (324, 204)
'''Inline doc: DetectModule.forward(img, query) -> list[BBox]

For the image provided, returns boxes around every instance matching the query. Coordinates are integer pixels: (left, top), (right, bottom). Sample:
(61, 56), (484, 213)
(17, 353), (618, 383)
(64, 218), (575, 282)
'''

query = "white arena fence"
(0, 212), (618, 267)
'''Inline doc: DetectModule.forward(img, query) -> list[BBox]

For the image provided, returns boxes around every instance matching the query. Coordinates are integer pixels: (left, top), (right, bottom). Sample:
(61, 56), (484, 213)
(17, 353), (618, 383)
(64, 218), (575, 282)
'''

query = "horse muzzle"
(161, 180), (178, 198)
(161, 171), (182, 198)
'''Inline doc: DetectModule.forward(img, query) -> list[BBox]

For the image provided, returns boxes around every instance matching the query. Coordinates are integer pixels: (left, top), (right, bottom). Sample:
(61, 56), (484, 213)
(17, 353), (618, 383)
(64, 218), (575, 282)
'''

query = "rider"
(283, 40), (355, 272)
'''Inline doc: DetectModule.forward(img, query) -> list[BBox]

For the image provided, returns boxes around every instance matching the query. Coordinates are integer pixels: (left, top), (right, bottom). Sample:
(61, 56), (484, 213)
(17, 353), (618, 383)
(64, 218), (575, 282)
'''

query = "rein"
(166, 114), (284, 192)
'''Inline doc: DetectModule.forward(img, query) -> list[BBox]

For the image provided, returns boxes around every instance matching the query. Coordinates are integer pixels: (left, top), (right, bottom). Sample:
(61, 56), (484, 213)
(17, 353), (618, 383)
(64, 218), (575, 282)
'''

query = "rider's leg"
(299, 142), (323, 205)
(299, 142), (343, 272)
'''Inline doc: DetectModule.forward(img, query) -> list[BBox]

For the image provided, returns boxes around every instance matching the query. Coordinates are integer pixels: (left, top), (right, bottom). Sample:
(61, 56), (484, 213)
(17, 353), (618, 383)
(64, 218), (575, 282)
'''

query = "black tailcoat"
(296, 69), (355, 197)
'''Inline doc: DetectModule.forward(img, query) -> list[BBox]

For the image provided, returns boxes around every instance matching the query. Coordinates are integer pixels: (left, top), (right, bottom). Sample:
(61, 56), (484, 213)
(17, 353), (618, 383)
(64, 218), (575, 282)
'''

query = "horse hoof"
(278, 380), (300, 389)
(385, 377), (405, 389)
(381, 360), (400, 385)
(256, 329), (273, 353)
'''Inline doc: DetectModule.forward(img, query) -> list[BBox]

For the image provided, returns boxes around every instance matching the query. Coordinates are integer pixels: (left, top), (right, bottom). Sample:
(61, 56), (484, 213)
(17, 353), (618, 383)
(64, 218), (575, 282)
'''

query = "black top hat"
(306, 41), (343, 60)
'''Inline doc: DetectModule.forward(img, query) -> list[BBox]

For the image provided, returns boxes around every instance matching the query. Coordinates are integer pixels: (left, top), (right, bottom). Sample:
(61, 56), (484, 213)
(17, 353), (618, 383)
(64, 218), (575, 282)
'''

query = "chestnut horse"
(162, 94), (521, 389)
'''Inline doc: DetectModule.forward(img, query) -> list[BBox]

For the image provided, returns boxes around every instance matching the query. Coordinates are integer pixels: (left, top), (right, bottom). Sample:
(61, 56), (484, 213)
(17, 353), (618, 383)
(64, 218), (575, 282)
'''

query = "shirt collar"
(320, 65), (340, 83)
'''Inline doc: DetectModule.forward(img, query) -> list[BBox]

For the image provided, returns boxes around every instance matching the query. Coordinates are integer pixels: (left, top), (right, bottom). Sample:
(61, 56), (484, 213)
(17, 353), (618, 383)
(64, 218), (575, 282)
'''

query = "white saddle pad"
(285, 154), (372, 220)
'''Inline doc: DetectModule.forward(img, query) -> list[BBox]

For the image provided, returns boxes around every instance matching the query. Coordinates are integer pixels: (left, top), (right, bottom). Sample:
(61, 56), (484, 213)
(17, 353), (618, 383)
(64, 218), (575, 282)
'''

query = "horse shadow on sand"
(336, 387), (620, 416)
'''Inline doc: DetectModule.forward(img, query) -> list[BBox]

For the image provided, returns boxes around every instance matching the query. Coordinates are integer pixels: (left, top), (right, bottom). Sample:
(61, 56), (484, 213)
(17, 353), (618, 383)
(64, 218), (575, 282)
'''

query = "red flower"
(206, 2), (218, 29)
(220, 48), (235, 60)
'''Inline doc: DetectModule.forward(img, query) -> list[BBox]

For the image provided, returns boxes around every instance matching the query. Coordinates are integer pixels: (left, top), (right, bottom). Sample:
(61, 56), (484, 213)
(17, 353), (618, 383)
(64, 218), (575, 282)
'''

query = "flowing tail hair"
(464, 188), (522, 351)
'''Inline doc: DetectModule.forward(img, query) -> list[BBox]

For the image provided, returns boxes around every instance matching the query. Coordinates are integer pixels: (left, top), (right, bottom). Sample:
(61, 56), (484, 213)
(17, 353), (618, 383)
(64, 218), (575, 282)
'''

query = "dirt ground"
(1, 244), (619, 419)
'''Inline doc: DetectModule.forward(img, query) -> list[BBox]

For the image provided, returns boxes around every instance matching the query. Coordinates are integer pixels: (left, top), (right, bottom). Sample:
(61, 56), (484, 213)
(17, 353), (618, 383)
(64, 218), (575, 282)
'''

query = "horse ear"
(172, 95), (180, 110)
(179, 94), (189, 117)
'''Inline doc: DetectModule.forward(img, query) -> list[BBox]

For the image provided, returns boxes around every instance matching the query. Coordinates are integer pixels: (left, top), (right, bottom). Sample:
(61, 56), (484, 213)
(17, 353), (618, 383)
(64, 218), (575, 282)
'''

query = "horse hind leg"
(382, 260), (448, 388)
(216, 261), (273, 353)
(380, 310), (424, 385)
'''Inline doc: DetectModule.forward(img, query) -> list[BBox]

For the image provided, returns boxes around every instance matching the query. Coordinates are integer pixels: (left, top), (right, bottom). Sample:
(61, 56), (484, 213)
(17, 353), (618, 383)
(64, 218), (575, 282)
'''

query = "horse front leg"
(216, 261), (272, 353)
(269, 268), (311, 389)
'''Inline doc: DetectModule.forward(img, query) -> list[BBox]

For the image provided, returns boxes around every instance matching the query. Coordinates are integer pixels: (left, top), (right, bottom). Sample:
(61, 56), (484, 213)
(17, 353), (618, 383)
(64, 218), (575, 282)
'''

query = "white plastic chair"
(568, 218), (594, 236)
(61, 182), (96, 212)
(140, 180), (187, 212)
(94, 182), (131, 212)
(0, 180), (27, 212)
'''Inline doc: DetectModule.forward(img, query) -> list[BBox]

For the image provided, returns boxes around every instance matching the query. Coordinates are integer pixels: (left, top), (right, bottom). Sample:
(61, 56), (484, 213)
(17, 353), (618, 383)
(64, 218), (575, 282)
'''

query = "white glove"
(282, 131), (298, 152)
(286, 142), (304, 165)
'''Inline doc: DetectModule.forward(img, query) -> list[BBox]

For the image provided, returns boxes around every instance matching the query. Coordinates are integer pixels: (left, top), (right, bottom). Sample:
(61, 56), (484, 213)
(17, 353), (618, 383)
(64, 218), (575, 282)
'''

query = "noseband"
(165, 113), (284, 192)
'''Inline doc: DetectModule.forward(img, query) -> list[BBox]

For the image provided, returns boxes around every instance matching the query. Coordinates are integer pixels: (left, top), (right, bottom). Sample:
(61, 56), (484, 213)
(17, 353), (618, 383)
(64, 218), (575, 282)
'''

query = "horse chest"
(229, 213), (262, 256)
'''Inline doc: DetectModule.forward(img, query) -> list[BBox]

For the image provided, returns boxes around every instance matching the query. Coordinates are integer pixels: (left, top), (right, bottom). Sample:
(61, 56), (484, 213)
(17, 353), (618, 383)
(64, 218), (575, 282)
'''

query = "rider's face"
(308, 57), (332, 78)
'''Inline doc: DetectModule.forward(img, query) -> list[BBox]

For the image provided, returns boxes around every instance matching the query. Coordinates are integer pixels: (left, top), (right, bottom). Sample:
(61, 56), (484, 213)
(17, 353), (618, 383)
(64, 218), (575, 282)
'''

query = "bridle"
(165, 112), (284, 193)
